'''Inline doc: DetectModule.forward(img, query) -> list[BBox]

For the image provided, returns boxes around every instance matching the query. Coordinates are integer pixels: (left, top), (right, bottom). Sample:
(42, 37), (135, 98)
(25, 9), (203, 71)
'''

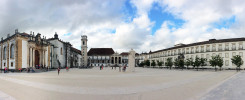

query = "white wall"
(22, 40), (27, 68)
(49, 40), (66, 68)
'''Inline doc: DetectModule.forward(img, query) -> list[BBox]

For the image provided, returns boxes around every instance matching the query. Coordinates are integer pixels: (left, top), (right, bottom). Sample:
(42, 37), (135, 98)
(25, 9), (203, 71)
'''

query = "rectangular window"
(219, 53), (222, 57)
(212, 53), (216, 56)
(201, 54), (204, 58)
(191, 47), (194, 53)
(196, 46), (199, 53)
(239, 52), (243, 57)
(225, 53), (229, 58)
(201, 46), (204, 52)
(232, 43), (236, 50)
(206, 45), (210, 52)
(186, 48), (189, 54)
(225, 60), (229, 66)
(225, 43), (229, 51)
(11, 62), (13, 67)
(206, 54), (210, 59)
(239, 43), (243, 50)
(218, 44), (222, 51)
(212, 45), (216, 51)
(232, 52), (236, 56)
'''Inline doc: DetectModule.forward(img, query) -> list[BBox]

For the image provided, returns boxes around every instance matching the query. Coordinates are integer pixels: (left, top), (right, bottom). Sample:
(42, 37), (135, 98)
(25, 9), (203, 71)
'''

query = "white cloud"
(0, 0), (245, 54)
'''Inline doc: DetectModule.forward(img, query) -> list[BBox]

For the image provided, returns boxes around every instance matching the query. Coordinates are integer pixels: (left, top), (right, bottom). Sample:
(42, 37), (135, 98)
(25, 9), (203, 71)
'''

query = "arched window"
(3, 47), (6, 59)
(60, 48), (63, 55)
(10, 44), (15, 58)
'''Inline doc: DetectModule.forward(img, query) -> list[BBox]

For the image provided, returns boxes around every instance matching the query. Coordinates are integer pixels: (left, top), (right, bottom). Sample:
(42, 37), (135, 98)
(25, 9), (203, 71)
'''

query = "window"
(212, 53), (216, 56)
(225, 43), (229, 50)
(206, 54), (210, 59)
(239, 42), (243, 50)
(218, 44), (222, 51)
(225, 53), (229, 58)
(201, 46), (204, 52)
(232, 52), (236, 56)
(10, 44), (14, 59)
(212, 44), (216, 51)
(196, 46), (199, 53)
(186, 48), (189, 54)
(191, 47), (194, 53)
(182, 49), (185, 54)
(225, 60), (229, 66)
(206, 45), (210, 52)
(239, 52), (243, 57)
(83, 41), (85, 45)
(60, 48), (63, 55)
(3, 47), (6, 60)
(232, 43), (236, 50)
(219, 53), (222, 57)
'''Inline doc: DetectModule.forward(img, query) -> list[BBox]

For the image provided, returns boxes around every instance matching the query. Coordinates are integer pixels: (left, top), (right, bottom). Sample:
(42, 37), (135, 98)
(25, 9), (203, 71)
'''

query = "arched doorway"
(35, 50), (40, 66)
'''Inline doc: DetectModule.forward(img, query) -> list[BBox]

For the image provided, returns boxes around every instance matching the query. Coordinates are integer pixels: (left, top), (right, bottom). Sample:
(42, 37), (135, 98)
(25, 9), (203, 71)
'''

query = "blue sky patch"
(213, 15), (236, 29)
(64, 32), (72, 36)
(121, 0), (137, 23)
(148, 3), (185, 34)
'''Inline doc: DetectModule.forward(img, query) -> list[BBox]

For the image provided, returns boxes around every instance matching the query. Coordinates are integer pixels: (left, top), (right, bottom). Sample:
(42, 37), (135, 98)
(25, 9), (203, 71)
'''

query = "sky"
(0, 0), (245, 53)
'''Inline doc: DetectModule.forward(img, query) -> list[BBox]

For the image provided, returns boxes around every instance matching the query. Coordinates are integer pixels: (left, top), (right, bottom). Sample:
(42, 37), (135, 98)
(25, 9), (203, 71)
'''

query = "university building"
(0, 29), (82, 71)
(139, 38), (245, 69)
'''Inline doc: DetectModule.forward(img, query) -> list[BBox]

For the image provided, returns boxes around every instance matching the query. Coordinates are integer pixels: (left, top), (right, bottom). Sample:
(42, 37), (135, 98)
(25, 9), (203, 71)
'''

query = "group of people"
(57, 66), (69, 75)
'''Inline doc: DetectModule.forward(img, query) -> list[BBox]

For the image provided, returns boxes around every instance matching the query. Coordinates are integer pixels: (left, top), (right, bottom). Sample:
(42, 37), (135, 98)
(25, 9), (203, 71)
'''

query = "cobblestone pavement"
(200, 71), (245, 100)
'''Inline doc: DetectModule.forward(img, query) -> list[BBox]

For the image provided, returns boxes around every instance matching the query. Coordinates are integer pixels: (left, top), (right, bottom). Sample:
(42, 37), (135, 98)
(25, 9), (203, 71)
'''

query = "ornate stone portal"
(128, 49), (136, 72)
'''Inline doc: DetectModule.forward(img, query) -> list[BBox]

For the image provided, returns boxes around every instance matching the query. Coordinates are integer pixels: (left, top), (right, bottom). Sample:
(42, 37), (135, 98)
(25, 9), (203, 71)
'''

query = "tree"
(145, 60), (150, 67)
(200, 58), (207, 70)
(231, 55), (244, 72)
(209, 55), (223, 71)
(179, 59), (185, 70)
(139, 61), (145, 67)
(209, 56), (217, 71)
(185, 58), (193, 70)
(174, 58), (179, 69)
(157, 60), (163, 68)
(217, 56), (224, 71)
(165, 58), (173, 70)
(193, 56), (201, 71)
(151, 60), (156, 68)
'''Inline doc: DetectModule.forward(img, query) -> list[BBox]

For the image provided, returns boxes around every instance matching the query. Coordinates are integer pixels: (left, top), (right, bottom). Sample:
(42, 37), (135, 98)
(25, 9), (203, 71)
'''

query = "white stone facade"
(139, 38), (245, 69)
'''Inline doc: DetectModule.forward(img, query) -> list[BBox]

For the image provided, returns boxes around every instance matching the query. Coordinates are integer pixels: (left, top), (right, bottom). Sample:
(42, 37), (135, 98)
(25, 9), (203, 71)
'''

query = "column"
(121, 57), (122, 65)
(33, 49), (35, 67)
(43, 51), (46, 66)
(114, 57), (115, 64)
(30, 48), (32, 67)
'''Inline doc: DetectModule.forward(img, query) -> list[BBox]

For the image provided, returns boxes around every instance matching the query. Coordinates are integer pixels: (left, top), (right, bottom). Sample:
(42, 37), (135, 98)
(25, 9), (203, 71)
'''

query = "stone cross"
(128, 49), (136, 72)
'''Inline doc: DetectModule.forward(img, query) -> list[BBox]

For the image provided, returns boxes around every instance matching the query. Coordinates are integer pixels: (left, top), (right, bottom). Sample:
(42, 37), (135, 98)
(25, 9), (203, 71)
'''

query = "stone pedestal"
(128, 49), (136, 72)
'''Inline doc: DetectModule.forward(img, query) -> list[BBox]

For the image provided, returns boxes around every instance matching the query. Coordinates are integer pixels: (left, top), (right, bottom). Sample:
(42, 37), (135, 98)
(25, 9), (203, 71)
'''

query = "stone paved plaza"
(0, 67), (240, 100)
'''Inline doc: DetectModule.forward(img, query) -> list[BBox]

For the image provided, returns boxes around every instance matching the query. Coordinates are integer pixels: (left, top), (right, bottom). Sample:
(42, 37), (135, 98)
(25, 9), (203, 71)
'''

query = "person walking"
(123, 65), (126, 72)
(4, 67), (7, 73)
(66, 67), (69, 72)
(58, 67), (60, 75)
